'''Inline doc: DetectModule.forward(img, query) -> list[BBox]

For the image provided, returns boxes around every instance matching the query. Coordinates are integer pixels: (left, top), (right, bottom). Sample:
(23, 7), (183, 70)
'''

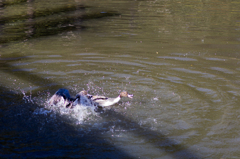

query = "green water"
(1, 0), (240, 158)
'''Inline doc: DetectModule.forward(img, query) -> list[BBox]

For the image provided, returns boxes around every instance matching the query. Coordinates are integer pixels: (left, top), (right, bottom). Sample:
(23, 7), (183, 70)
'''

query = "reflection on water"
(1, 0), (240, 158)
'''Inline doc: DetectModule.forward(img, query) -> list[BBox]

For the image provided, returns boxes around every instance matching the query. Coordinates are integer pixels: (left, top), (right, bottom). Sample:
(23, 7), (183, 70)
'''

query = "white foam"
(45, 101), (98, 124)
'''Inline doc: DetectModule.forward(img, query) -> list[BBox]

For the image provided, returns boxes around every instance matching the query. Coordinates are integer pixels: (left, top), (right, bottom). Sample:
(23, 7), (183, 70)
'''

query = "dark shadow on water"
(0, 59), (200, 158)
(0, 85), (134, 158)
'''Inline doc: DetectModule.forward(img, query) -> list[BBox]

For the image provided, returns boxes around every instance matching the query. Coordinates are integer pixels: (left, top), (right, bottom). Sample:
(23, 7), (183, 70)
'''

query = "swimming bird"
(48, 88), (75, 108)
(71, 90), (96, 107)
(48, 89), (133, 108)
(90, 91), (133, 107)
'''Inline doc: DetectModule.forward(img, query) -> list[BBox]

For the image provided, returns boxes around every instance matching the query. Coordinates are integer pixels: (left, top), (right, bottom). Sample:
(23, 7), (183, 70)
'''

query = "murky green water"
(1, 0), (240, 158)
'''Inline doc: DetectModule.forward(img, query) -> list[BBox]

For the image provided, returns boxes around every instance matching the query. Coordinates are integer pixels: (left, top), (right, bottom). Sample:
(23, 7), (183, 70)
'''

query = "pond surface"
(1, 0), (240, 158)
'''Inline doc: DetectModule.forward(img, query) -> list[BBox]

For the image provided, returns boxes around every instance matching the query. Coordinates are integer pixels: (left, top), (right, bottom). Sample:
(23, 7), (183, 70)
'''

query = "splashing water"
(20, 89), (100, 125)
(45, 97), (99, 124)
(21, 90), (34, 104)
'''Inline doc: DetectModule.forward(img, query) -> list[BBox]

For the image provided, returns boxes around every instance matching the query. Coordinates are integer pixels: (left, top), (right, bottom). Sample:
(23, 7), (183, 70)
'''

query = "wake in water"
(21, 88), (133, 124)
(19, 89), (98, 124)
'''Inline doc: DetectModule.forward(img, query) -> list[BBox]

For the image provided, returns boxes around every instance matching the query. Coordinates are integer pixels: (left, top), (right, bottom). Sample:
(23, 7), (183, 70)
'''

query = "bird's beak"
(127, 94), (133, 98)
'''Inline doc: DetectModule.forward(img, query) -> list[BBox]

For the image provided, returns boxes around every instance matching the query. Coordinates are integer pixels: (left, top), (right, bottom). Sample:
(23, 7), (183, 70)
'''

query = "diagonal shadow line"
(0, 60), (136, 158)
(102, 109), (200, 159)
(0, 84), (135, 159)
(0, 58), (200, 158)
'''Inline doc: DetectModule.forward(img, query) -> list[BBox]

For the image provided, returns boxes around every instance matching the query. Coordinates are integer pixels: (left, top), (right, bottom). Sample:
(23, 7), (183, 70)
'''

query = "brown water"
(1, 0), (240, 158)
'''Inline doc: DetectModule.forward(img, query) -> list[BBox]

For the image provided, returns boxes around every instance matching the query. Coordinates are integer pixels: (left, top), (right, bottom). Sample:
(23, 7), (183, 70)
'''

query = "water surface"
(1, 0), (240, 158)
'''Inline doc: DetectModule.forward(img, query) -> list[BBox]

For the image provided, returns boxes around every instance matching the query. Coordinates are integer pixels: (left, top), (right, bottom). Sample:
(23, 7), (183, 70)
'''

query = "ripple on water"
(68, 69), (113, 75)
(74, 53), (100, 56)
(205, 57), (226, 61)
(171, 68), (216, 78)
(47, 55), (62, 57)
(12, 68), (36, 72)
(186, 83), (221, 102)
(90, 60), (145, 67)
(174, 120), (192, 130)
(227, 90), (240, 97)
(210, 67), (235, 74)
(172, 68), (203, 74)
(33, 59), (74, 64)
(162, 75), (183, 84)
(66, 63), (82, 66)
(158, 56), (197, 61)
